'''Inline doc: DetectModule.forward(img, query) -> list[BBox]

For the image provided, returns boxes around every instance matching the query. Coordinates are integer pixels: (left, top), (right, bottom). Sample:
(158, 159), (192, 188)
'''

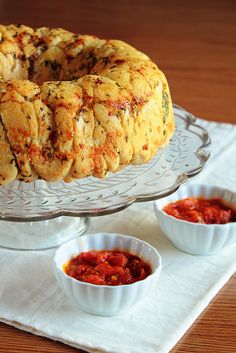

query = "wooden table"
(0, 0), (235, 352)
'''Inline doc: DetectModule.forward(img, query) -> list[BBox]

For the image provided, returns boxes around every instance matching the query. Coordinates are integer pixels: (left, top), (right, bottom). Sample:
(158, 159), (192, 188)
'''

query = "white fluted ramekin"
(154, 184), (236, 256)
(53, 233), (162, 316)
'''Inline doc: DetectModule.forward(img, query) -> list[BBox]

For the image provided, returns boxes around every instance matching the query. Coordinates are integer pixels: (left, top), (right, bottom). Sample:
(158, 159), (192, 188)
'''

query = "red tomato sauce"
(163, 197), (236, 224)
(64, 250), (151, 285)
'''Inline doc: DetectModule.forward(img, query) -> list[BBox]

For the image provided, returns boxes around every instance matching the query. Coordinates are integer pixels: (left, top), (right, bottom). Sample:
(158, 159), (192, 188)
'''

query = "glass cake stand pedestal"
(0, 105), (210, 250)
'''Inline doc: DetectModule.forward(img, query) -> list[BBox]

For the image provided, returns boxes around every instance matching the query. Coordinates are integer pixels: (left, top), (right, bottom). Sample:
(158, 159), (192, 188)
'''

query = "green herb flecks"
(162, 91), (169, 125)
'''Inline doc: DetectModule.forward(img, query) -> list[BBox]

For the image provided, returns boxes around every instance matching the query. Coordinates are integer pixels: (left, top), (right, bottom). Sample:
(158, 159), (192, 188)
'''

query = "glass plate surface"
(0, 105), (210, 222)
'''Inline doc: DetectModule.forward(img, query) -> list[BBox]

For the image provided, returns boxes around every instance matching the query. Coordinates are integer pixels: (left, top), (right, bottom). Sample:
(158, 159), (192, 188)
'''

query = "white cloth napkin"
(0, 117), (236, 353)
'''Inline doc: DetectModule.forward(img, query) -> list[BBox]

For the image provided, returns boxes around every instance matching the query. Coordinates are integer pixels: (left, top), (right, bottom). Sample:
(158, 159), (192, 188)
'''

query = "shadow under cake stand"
(0, 105), (210, 250)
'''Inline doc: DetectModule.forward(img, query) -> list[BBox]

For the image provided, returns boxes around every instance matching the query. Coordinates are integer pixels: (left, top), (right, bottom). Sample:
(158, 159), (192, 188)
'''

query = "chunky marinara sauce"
(163, 197), (236, 224)
(64, 250), (151, 286)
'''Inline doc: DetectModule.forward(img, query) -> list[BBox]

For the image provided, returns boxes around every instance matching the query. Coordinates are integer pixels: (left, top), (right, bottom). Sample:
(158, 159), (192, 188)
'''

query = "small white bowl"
(53, 233), (162, 316)
(154, 184), (236, 256)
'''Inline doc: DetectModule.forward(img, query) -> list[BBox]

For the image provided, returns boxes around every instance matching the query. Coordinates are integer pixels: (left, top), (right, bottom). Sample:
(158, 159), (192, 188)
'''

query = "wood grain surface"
(0, 0), (235, 352)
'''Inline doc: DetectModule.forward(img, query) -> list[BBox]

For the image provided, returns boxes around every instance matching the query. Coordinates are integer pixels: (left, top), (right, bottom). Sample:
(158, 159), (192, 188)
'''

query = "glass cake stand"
(0, 105), (210, 250)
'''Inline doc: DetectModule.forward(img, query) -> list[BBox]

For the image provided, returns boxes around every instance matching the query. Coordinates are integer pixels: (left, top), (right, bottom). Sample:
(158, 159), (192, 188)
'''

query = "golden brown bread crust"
(0, 24), (174, 186)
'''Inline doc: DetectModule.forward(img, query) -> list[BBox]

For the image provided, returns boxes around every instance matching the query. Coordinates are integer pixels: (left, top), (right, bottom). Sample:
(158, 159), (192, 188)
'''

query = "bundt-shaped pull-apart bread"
(0, 24), (174, 186)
